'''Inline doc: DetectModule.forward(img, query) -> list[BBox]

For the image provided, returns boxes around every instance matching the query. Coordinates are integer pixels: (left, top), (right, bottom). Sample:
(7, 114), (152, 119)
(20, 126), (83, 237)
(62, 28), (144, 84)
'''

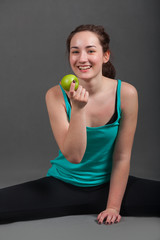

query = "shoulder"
(120, 81), (138, 112)
(45, 84), (66, 110)
(45, 84), (64, 104)
(120, 81), (138, 96)
(45, 85), (61, 100)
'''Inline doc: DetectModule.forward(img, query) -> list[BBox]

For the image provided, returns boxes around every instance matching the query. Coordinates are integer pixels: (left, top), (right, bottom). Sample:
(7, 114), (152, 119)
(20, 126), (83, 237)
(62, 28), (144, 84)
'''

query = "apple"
(61, 74), (79, 91)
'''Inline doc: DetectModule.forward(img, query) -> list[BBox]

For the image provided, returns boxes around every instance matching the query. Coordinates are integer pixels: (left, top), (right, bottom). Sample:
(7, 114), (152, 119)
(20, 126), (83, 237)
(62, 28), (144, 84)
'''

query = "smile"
(78, 66), (92, 70)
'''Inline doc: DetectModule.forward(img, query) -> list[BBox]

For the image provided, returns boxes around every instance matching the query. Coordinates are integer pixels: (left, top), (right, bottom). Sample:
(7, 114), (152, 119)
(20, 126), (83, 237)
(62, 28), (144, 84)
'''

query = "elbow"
(63, 152), (84, 164)
(61, 143), (86, 164)
(69, 158), (81, 164)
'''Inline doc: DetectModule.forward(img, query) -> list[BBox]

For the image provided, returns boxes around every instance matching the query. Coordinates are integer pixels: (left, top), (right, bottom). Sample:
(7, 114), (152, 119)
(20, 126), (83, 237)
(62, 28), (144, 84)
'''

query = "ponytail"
(102, 61), (116, 79)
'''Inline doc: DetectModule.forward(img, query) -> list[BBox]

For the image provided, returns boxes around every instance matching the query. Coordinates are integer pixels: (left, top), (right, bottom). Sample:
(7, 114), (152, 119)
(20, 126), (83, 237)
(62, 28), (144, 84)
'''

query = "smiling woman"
(0, 24), (160, 225)
(69, 33), (105, 79)
(66, 24), (116, 79)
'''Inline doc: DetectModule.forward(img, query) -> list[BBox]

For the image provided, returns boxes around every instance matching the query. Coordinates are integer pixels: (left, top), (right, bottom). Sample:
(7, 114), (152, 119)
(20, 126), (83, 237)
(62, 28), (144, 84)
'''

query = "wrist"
(106, 205), (120, 212)
(72, 103), (86, 112)
(71, 105), (86, 120)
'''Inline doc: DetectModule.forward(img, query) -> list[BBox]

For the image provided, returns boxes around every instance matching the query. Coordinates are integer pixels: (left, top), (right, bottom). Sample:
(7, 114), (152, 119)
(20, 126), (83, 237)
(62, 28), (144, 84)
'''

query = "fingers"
(105, 214), (121, 225)
(69, 82), (82, 98)
(115, 214), (121, 223)
(69, 82), (85, 96)
(68, 83), (89, 109)
(97, 211), (121, 225)
(69, 81), (76, 98)
(75, 85), (83, 98)
(76, 86), (89, 100)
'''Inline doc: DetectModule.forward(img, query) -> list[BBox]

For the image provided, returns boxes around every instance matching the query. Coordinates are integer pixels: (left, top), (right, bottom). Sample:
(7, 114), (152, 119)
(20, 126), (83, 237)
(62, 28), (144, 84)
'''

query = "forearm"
(106, 158), (130, 211)
(63, 106), (87, 163)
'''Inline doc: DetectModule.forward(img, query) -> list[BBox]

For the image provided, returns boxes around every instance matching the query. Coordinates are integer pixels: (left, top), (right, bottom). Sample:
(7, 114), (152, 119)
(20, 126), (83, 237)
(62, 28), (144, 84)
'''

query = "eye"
(71, 51), (79, 54)
(88, 50), (95, 53)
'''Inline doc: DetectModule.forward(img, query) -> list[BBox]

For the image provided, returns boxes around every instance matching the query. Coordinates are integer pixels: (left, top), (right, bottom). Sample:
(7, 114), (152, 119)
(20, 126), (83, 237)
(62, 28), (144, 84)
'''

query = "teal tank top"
(47, 80), (122, 187)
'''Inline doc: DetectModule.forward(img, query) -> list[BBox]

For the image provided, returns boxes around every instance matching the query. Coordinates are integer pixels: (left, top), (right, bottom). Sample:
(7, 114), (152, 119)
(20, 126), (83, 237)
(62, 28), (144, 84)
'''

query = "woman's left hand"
(97, 208), (121, 225)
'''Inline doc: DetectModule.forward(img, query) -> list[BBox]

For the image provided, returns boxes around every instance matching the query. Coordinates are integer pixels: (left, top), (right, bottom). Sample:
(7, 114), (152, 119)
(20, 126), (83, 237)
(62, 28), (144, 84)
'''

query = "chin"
(75, 71), (94, 79)
(77, 75), (93, 81)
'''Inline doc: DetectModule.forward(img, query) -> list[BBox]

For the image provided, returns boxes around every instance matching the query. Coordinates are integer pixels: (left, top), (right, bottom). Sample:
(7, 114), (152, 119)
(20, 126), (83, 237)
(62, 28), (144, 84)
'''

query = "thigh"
(120, 175), (160, 217)
(1, 175), (159, 223)
(0, 176), (100, 223)
(0, 177), (54, 223)
(86, 175), (160, 217)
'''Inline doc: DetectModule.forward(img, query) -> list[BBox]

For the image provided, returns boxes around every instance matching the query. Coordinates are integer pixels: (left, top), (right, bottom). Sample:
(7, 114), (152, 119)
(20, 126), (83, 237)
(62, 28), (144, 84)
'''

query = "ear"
(103, 50), (110, 63)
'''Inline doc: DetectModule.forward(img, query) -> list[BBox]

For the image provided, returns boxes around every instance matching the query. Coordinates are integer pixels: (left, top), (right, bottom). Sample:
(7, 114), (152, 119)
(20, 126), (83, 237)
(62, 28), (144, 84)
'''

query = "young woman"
(0, 24), (159, 224)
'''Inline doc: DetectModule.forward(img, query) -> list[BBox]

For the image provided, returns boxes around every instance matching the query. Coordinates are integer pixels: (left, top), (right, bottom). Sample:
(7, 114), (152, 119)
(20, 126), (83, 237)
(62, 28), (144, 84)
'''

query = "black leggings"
(0, 175), (160, 224)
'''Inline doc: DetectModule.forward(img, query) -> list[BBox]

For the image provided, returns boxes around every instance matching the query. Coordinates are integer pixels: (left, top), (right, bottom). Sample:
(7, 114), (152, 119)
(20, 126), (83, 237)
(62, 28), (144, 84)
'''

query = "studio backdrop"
(0, 0), (159, 187)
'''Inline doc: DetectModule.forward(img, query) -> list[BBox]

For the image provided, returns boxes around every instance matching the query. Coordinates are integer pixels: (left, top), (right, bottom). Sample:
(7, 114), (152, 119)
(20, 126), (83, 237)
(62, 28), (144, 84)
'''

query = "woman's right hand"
(68, 81), (89, 110)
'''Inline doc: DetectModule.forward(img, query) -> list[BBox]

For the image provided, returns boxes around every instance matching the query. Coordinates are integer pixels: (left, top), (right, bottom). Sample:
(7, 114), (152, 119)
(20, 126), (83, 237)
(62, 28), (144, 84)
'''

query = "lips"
(78, 65), (92, 70)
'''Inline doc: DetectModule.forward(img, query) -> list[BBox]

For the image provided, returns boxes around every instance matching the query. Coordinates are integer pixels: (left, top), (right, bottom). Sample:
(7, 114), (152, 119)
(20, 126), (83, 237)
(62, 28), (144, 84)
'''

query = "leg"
(80, 175), (160, 217)
(0, 176), (96, 224)
(120, 175), (160, 216)
(1, 175), (159, 224)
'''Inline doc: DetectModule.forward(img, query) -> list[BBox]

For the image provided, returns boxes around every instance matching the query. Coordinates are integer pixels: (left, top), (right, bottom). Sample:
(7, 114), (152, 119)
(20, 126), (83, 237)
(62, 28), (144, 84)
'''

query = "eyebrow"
(70, 45), (96, 49)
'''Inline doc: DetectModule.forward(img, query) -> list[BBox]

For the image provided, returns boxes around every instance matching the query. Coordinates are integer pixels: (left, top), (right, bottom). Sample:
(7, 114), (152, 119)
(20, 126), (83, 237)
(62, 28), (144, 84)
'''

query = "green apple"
(61, 74), (79, 91)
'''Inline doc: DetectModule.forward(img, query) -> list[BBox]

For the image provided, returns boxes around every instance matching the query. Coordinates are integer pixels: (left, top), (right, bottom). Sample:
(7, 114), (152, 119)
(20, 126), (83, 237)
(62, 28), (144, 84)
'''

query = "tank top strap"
(59, 83), (71, 120)
(116, 79), (122, 119)
(59, 80), (121, 122)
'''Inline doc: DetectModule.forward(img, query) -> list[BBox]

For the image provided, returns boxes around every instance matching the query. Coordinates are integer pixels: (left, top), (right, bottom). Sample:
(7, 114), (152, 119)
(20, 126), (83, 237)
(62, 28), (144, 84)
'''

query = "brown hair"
(66, 24), (116, 79)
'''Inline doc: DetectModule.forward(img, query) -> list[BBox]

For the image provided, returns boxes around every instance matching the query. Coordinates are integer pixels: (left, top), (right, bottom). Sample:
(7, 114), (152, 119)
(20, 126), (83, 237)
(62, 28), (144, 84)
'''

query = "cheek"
(92, 55), (104, 65)
(69, 55), (76, 66)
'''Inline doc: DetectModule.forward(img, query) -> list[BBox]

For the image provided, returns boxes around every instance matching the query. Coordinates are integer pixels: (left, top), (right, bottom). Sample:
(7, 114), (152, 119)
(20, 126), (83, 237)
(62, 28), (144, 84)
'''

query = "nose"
(78, 51), (88, 63)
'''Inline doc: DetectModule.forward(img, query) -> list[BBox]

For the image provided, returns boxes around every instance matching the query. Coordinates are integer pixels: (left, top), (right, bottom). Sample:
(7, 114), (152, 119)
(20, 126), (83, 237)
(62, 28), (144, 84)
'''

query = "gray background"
(0, 0), (160, 188)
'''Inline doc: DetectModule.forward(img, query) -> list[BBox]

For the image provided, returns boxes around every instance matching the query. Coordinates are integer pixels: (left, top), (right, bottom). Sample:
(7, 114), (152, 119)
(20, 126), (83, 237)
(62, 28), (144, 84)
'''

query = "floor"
(0, 213), (160, 240)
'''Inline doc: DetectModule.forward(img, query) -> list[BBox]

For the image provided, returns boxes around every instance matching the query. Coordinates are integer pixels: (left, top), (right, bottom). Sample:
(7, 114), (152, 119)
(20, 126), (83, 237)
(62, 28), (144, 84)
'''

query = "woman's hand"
(68, 81), (89, 110)
(97, 208), (122, 225)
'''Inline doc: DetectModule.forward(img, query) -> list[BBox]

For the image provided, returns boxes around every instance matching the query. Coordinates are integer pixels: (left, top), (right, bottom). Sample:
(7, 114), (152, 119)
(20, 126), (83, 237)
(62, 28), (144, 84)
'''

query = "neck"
(79, 75), (105, 96)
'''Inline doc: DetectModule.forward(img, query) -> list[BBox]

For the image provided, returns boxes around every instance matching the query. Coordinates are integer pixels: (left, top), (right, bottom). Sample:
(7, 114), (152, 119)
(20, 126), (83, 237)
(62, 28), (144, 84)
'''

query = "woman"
(0, 24), (159, 224)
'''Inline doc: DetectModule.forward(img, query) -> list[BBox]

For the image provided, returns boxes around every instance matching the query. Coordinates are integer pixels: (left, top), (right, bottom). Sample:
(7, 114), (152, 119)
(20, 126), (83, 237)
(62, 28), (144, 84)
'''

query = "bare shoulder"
(46, 84), (66, 104)
(120, 81), (138, 111)
(121, 81), (138, 96)
(45, 84), (66, 113)
(45, 85), (62, 101)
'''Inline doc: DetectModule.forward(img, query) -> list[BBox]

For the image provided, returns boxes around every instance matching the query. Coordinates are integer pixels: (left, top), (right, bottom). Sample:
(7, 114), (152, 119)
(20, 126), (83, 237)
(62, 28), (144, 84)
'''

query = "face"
(69, 31), (109, 81)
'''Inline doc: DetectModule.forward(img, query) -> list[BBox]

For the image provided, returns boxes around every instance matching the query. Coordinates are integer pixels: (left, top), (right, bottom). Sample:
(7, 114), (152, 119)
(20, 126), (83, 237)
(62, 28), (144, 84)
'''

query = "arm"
(107, 83), (138, 211)
(97, 82), (138, 224)
(45, 82), (89, 164)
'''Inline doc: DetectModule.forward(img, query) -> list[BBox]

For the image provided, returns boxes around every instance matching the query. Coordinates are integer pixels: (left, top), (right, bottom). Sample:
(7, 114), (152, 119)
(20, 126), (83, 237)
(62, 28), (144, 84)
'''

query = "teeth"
(79, 66), (91, 70)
